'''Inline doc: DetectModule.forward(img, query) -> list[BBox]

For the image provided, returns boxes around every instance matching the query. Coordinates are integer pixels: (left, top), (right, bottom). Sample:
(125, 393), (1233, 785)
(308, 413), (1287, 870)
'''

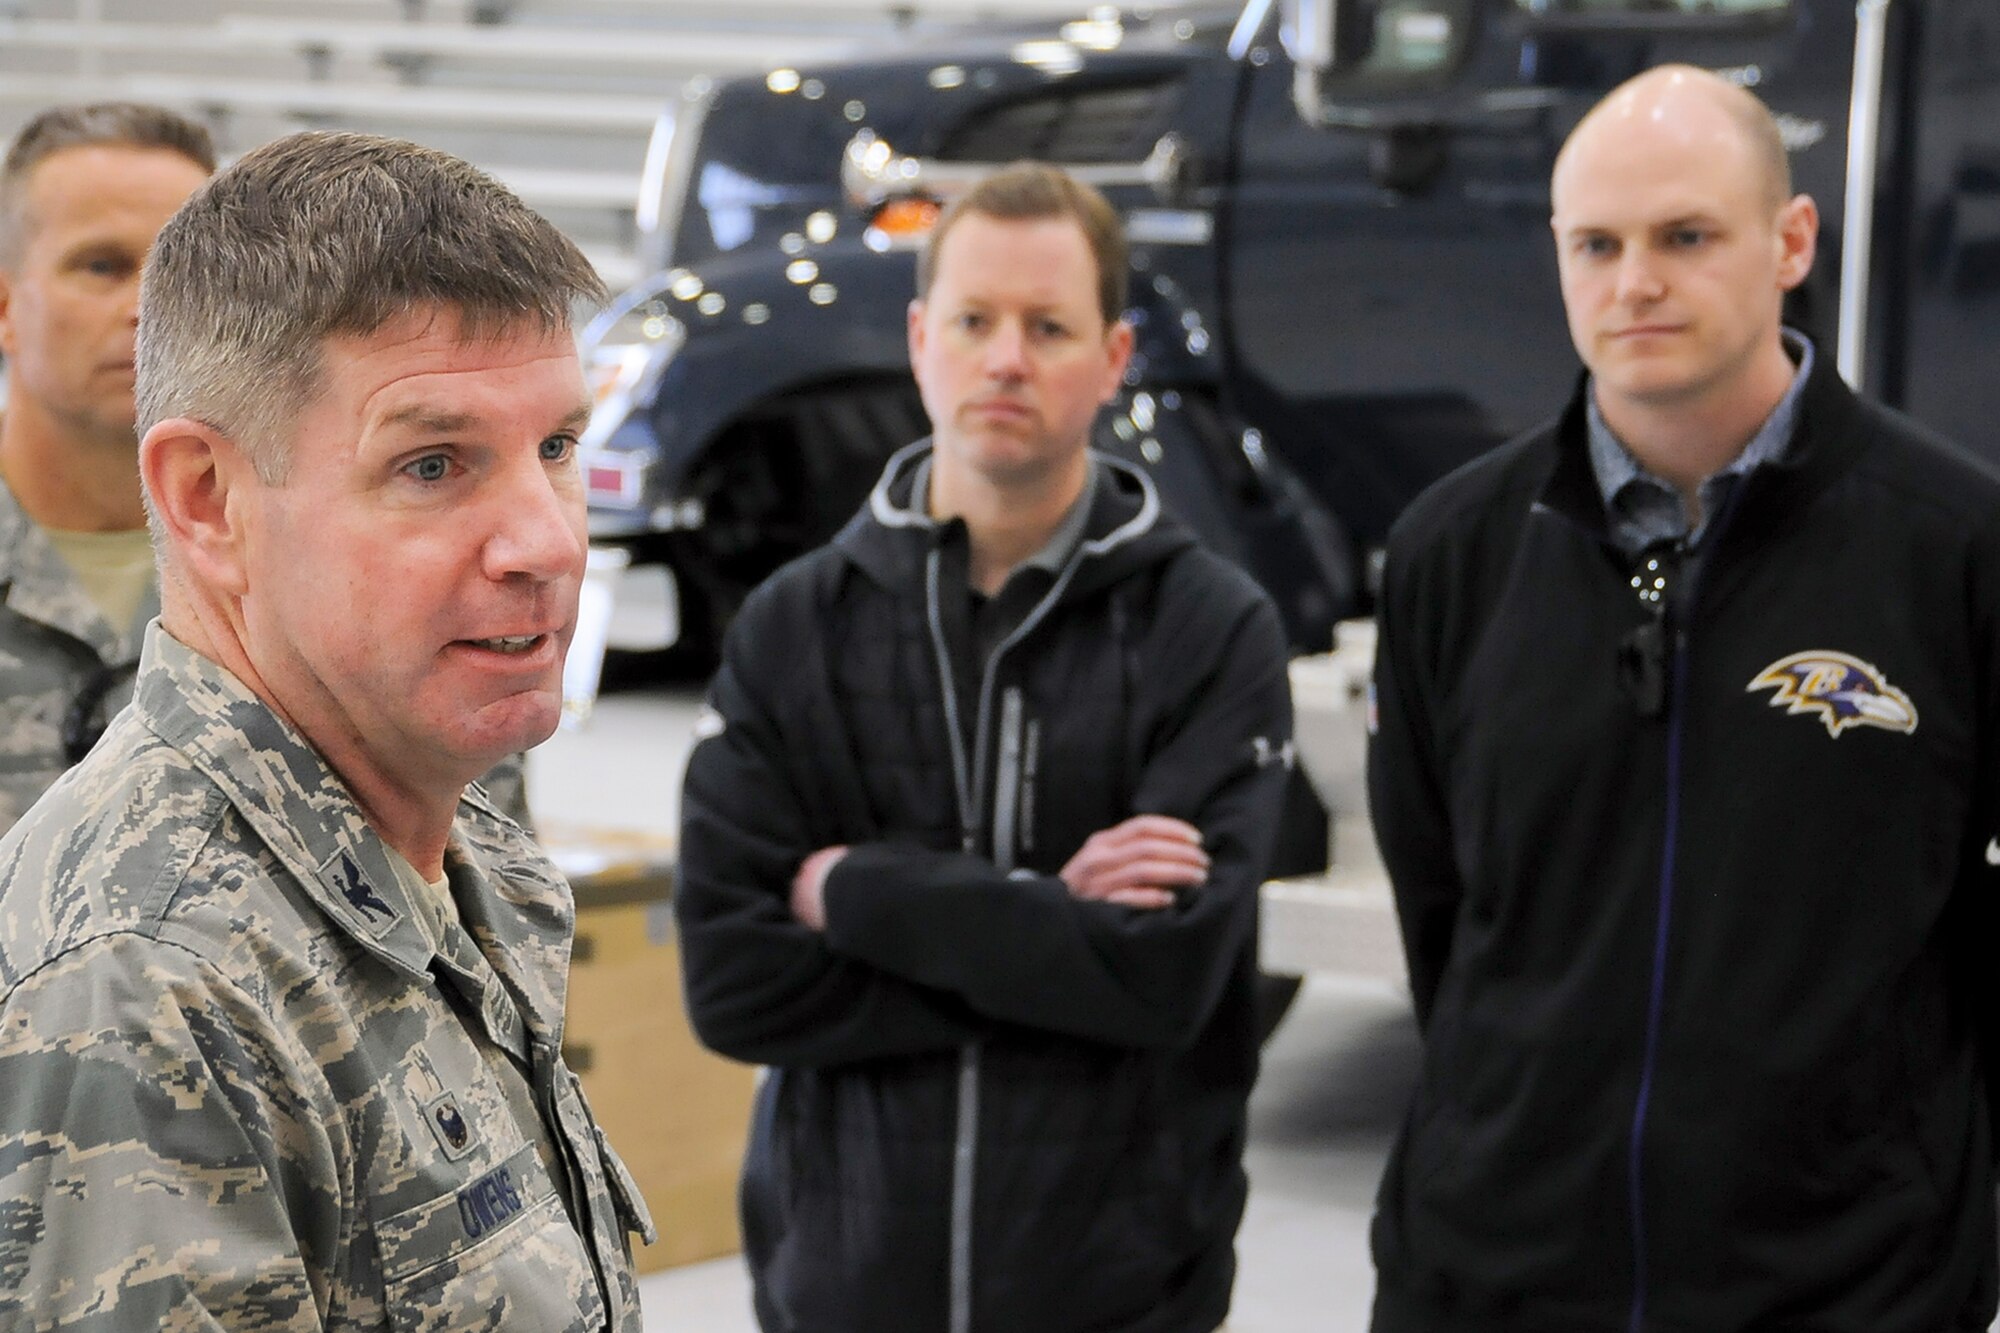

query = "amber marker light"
(870, 196), (943, 240)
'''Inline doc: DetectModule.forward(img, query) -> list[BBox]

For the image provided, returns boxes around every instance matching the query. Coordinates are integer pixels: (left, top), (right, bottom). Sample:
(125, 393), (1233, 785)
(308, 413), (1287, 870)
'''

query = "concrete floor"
(528, 684), (1420, 1331)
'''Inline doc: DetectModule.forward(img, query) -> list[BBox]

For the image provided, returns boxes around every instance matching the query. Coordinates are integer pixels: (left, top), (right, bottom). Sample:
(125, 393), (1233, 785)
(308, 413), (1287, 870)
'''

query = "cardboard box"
(546, 826), (757, 1274)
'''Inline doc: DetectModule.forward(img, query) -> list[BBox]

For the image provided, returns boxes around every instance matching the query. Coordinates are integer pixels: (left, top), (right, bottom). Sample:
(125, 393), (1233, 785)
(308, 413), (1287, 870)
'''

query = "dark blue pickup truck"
(578, 0), (2000, 662)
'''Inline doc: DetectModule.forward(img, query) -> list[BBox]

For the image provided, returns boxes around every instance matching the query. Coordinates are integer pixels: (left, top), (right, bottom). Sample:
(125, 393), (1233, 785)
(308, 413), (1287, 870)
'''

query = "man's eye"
(955, 313), (987, 332)
(406, 454), (451, 482)
(1666, 228), (1708, 248)
(540, 434), (575, 463)
(1578, 236), (1617, 259)
(1034, 319), (1069, 339)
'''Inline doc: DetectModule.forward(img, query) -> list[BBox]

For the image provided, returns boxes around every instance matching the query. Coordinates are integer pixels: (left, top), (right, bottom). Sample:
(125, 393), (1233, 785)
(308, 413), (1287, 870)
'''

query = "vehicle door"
(1223, 0), (1851, 553)
(1886, 0), (2000, 450)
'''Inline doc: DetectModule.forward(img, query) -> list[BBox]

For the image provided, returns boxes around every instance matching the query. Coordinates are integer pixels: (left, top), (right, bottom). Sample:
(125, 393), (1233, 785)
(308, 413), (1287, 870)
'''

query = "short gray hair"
(137, 130), (605, 480)
(0, 102), (215, 266)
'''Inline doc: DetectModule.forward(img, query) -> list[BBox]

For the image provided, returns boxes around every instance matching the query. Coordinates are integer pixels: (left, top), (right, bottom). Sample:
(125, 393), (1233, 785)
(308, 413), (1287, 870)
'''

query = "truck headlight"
(579, 290), (686, 455)
(636, 87), (713, 273)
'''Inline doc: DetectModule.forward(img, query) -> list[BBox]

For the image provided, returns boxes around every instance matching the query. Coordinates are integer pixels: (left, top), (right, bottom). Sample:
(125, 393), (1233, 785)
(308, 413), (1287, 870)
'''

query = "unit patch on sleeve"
(424, 1088), (478, 1160)
(1746, 651), (1918, 738)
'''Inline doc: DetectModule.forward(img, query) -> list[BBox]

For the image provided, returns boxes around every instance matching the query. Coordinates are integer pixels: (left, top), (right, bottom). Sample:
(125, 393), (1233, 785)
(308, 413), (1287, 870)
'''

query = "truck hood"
(662, 1), (1246, 272)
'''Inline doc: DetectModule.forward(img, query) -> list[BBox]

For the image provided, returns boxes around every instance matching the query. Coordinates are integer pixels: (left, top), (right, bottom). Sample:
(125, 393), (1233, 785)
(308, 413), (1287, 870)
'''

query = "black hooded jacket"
(1368, 353), (2000, 1331)
(675, 443), (1294, 1333)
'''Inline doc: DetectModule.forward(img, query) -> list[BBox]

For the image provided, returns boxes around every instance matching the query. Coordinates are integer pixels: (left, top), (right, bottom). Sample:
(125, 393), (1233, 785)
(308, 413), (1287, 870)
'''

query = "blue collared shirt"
(1587, 329), (1814, 554)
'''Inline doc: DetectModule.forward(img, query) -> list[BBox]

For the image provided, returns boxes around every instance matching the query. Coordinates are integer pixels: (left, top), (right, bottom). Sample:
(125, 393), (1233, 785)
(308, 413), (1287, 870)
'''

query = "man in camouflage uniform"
(0, 132), (652, 1328)
(0, 103), (213, 836)
(0, 103), (530, 837)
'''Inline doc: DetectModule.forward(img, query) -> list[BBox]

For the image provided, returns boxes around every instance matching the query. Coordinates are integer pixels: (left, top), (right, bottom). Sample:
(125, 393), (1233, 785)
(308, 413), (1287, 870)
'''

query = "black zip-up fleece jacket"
(1368, 351), (2000, 1332)
(676, 443), (1293, 1333)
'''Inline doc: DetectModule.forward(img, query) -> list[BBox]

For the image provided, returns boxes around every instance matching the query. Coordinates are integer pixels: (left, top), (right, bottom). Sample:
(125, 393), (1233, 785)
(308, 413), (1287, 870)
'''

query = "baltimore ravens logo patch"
(1746, 651), (1918, 738)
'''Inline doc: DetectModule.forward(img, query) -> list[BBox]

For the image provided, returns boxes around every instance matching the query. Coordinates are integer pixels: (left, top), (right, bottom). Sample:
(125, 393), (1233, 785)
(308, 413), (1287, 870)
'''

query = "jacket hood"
(835, 439), (1197, 601)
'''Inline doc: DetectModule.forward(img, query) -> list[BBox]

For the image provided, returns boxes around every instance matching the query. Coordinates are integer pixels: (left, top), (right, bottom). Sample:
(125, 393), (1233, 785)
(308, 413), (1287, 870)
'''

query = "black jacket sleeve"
(1368, 531), (1465, 1031)
(819, 588), (1292, 1052)
(675, 581), (990, 1068)
(1962, 509), (2000, 1141)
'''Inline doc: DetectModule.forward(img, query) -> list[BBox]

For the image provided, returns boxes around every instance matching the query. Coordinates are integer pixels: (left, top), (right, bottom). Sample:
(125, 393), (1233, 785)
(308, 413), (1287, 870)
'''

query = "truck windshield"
(1324, 2), (1475, 78)
(1515, 0), (1787, 12)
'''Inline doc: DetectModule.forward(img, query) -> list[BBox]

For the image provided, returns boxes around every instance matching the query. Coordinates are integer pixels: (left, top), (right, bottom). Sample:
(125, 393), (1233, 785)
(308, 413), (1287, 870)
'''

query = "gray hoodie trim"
(866, 440), (1162, 562)
(868, 439), (942, 530)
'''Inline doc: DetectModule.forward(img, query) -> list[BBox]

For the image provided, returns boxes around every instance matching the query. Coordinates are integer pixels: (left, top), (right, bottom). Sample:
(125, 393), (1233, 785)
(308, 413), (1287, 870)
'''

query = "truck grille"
(936, 80), (1184, 164)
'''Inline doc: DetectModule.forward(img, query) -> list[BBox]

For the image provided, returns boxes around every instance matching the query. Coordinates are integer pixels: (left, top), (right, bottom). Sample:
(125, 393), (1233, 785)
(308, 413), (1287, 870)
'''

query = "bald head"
(1556, 65), (1791, 215)
(1546, 62), (1817, 454)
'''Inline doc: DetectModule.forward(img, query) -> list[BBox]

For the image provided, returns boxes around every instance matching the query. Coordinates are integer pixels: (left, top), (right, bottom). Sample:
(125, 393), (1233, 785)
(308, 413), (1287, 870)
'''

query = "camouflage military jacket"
(0, 481), (153, 837)
(0, 625), (654, 1330)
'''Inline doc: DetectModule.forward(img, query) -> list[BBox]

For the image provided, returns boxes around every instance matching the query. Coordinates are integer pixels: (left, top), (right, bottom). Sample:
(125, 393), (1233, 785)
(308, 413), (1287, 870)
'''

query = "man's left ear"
(1776, 193), (1820, 291)
(1099, 318), (1135, 403)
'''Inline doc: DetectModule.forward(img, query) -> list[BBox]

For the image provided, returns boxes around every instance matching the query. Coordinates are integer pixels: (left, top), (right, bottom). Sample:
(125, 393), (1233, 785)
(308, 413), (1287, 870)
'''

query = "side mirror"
(1281, 0), (1380, 127)
(1281, 0), (1337, 127)
(1283, 0), (1337, 73)
(1517, 0), (1791, 35)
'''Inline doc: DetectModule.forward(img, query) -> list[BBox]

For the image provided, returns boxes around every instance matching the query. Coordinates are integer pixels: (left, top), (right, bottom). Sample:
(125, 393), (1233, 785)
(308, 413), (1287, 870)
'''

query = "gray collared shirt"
(1587, 328), (1814, 553)
(913, 451), (1100, 664)
(1020, 455), (1099, 576)
(911, 451), (1100, 576)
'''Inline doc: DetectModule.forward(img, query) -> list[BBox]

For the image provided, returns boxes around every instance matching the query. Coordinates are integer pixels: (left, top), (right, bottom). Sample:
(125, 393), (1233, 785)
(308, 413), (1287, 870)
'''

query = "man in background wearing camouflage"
(0, 102), (212, 836)
(0, 132), (652, 1327)
(0, 101), (531, 840)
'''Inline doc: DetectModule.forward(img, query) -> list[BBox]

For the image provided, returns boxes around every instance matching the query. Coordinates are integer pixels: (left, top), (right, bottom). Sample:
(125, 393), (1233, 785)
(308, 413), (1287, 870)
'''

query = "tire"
(625, 377), (930, 681)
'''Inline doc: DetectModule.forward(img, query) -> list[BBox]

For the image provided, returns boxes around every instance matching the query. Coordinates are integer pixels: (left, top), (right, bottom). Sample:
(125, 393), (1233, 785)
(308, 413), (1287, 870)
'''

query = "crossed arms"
(674, 590), (1293, 1066)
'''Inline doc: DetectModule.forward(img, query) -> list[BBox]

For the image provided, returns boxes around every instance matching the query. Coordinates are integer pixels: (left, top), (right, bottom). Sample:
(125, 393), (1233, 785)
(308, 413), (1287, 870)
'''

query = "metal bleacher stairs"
(0, 0), (1084, 289)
